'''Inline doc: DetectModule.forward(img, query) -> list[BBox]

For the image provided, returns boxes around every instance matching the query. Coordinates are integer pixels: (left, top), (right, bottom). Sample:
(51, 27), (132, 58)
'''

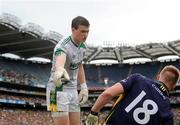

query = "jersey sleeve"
(54, 41), (67, 56)
(119, 73), (142, 93)
(160, 103), (174, 125)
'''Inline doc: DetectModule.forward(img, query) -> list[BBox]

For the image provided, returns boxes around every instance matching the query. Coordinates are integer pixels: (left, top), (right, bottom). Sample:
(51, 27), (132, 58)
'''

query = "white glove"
(86, 112), (98, 125)
(53, 67), (70, 86)
(79, 83), (88, 106)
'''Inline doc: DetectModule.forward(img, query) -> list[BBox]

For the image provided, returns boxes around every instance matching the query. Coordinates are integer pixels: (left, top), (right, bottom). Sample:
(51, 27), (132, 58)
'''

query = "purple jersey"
(105, 74), (173, 125)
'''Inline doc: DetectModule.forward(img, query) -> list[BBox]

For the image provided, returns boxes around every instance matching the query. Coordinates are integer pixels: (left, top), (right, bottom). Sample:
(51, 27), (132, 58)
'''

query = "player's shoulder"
(129, 73), (153, 83)
(120, 73), (144, 83)
(53, 36), (71, 54)
(58, 36), (71, 47)
(129, 73), (145, 79)
(54, 36), (71, 50)
(134, 73), (153, 81)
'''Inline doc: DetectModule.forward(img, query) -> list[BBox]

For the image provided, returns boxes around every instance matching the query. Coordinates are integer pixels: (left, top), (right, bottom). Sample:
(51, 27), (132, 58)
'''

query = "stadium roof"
(0, 13), (180, 63)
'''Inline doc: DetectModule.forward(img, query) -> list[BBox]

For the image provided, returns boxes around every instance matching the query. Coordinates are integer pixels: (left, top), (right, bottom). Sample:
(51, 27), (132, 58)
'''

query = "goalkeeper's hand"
(79, 83), (88, 106)
(86, 111), (99, 125)
(53, 67), (70, 86)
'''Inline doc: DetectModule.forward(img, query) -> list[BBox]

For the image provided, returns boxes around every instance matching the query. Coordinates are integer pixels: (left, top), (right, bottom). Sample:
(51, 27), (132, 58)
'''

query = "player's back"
(105, 74), (173, 125)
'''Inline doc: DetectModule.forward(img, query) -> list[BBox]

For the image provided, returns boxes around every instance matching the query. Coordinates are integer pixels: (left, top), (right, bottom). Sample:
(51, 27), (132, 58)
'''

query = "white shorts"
(47, 84), (80, 112)
(57, 90), (80, 112)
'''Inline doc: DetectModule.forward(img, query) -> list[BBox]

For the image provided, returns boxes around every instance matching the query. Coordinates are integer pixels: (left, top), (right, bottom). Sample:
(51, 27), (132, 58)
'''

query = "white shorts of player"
(46, 84), (80, 113)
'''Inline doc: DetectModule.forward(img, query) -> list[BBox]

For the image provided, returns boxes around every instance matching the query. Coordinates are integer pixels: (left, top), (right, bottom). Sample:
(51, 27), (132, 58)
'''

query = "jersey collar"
(157, 81), (169, 96)
(70, 36), (79, 48)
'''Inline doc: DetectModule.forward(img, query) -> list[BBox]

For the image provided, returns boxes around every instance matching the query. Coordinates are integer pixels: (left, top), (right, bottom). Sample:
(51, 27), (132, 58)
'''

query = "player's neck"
(70, 35), (81, 46)
(157, 81), (169, 95)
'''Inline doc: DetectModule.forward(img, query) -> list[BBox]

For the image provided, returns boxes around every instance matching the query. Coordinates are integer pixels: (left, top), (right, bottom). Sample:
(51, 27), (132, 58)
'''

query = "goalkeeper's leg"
(68, 89), (81, 125)
(69, 112), (80, 125)
(47, 82), (71, 125)
(51, 92), (70, 125)
(52, 112), (69, 125)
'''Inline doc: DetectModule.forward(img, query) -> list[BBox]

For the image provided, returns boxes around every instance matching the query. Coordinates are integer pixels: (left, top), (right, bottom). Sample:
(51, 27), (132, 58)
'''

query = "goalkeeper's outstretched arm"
(53, 54), (70, 86)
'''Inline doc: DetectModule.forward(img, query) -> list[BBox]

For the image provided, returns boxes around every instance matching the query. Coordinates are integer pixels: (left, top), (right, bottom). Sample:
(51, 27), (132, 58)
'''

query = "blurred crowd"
(0, 107), (53, 125)
(170, 96), (180, 104)
(0, 107), (109, 125)
(172, 108), (180, 125)
(0, 107), (179, 125)
(0, 93), (45, 104)
(0, 68), (40, 86)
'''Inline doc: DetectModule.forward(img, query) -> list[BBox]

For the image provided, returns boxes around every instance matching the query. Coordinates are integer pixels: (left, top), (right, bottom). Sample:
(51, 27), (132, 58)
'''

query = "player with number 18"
(86, 65), (179, 125)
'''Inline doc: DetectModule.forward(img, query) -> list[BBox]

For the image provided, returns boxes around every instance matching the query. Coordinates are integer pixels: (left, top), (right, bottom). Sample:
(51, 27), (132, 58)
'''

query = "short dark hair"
(71, 16), (90, 29)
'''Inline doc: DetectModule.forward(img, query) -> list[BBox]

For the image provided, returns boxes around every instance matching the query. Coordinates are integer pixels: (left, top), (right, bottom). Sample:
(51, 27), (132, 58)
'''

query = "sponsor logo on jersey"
(69, 62), (81, 70)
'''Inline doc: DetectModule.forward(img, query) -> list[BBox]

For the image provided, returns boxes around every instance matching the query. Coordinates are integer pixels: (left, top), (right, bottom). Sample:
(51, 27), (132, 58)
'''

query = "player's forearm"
(91, 91), (113, 112)
(91, 83), (124, 113)
(78, 64), (86, 84)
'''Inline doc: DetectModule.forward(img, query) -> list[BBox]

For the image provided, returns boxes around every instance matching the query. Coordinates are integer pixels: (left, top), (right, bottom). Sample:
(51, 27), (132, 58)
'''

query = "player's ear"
(155, 74), (160, 80)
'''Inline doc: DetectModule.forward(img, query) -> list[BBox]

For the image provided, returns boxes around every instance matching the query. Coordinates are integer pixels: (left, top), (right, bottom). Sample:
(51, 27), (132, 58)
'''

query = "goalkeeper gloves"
(86, 111), (99, 125)
(53, 67), (70, 87)
(79, 83), (88, 106)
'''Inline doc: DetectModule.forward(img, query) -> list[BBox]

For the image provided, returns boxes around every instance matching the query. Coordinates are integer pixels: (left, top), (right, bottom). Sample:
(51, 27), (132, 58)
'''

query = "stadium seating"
(0, 57), (180, 125)
(0, 57), (179, 87)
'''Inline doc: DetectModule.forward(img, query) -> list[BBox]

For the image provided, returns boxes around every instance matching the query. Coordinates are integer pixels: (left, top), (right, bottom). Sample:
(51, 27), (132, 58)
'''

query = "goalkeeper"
(46, 16), (90, 125)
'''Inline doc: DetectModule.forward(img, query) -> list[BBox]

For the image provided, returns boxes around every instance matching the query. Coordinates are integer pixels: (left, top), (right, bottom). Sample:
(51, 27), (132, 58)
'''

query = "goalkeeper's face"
(72, 25), (89, 44)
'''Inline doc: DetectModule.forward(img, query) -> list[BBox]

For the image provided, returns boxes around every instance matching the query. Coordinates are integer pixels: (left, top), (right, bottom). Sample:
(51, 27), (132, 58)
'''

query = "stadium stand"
(1, 56), (179, 87)
(0, 57), (180, 124)
(0, 13), (180, 125)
